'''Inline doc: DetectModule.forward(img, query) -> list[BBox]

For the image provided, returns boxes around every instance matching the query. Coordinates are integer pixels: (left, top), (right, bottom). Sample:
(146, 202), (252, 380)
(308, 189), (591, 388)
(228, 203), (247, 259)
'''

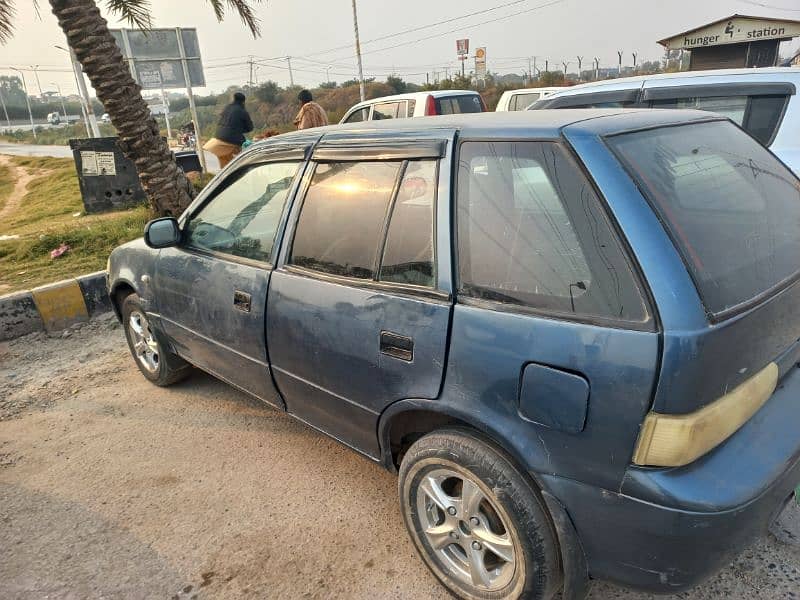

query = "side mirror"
(144, 217), (181, 249)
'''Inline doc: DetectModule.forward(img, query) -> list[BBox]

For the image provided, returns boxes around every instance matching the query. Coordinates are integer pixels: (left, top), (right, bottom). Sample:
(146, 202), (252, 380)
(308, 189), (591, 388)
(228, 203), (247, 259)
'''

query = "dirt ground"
(1, 317), (799, 599)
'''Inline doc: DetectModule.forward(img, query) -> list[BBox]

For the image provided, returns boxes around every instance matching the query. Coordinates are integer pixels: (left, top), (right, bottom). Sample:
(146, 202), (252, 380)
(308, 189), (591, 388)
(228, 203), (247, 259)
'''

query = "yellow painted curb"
(31, 279), (89, 332)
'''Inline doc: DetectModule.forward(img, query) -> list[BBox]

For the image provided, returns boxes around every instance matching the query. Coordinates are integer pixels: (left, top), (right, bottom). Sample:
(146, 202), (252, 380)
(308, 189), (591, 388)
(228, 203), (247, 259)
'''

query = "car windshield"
(608, 120), (800, 316)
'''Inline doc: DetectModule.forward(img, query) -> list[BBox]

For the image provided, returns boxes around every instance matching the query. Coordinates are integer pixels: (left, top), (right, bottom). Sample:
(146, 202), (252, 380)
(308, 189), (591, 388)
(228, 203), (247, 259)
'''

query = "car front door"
(154, 145), (311, 406)
(267, 132), (455, 457)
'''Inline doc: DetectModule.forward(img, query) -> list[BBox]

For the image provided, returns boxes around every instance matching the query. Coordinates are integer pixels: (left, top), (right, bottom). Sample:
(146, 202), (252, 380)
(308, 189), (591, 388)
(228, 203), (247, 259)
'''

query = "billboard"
(475, 47), (487, 77)
(658, 15), (800, 50)
(456, 38), (469, 57)
(109, 28), (205, 89)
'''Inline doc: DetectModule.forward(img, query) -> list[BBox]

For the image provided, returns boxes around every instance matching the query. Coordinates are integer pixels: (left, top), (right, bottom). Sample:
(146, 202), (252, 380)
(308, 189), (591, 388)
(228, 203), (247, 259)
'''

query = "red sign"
(456, 38), (469, 56)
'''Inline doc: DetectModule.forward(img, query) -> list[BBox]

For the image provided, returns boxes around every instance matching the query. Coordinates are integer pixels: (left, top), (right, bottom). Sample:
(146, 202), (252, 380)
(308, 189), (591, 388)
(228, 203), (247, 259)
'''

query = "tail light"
(425, 95), (437, 116)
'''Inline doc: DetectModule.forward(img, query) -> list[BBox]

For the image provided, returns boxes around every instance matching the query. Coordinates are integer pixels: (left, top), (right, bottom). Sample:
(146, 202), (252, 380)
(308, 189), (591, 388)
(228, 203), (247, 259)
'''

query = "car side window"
(290, 161), (403, 279)
(651, 95), (748, 125)
(405, 100), (416, 117)
(380, 160), (437, 287)
(185, 161), (299, 262)
(372, 102), (401, 120)
(456, 141), (648, 323)
(344, 107), (369, 123)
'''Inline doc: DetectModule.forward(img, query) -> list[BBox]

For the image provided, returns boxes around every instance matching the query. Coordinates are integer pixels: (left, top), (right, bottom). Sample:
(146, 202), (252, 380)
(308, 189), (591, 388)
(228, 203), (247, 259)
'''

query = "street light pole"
(10, 67), (36, 140)
(55, 44), (100, 137)
(30, 65), (43, 98)
(617, 50), (623, 77)
(0, 87), (10, 127)
(351, 0), (366, 102)
(51, 83), (68, 123)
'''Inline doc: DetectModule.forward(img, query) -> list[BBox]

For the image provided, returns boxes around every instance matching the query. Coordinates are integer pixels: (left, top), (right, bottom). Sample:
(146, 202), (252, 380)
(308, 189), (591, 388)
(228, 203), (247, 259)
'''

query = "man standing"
(203, 91), (253, 168)
(294, 90), (329, 130)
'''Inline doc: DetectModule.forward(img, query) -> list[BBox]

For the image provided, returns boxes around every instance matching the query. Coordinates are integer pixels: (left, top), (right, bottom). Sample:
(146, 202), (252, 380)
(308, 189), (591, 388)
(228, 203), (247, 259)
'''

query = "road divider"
(0, 271), (110, 341)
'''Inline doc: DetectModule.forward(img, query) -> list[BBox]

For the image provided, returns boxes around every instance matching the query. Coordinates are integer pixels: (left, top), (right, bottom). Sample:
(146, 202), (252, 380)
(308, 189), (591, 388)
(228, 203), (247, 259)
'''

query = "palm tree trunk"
(49, 0), (194, 217)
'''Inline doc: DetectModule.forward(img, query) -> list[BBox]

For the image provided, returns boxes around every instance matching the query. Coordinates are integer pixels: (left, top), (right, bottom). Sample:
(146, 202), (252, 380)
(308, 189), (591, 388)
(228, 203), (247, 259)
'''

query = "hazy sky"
(2, 0), (799, 96)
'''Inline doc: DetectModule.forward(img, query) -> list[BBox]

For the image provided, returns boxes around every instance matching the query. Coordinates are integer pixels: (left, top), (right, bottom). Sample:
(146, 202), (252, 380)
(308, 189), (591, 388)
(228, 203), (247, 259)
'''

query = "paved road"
(1, 319), (798, 599)
(0, 142), (221, 172)
(0, 142), (73, 158)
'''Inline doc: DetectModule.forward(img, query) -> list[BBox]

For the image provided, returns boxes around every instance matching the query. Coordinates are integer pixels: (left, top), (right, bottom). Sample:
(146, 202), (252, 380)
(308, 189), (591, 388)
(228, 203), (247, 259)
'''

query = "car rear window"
(609, 120), (800, 317)
(436, 95), (484, 114)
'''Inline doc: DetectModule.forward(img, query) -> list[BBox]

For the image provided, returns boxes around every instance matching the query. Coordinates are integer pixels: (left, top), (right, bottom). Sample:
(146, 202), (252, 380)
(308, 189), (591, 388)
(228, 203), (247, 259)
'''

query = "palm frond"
(0, 0), (17, 44)
(103, 0), (152, 29)
(206, 0), (263, 37)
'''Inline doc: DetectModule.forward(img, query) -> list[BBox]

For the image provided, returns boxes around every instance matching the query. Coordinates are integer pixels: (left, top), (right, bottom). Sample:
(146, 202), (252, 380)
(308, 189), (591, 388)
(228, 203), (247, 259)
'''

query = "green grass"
(0, 155), (149, 293)
(0, 164), (12, 214)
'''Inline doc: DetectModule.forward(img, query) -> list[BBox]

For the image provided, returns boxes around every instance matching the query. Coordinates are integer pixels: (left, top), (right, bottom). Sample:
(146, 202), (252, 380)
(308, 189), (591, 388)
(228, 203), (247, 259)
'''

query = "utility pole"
(248, 55), (254, 88)
(326, 66), (331, 85)
(286, 56), (295, 87)
(10, 67), (36, 139)
(593, 57), (600, 80)
(30, 65), (43, 98)
(631, 52), (638, 73)
(176, 27), (206, 172)
(160, 82), (172, 141)
(51, 83), (68, 122)
(426, 72), (429, 85)
(0, 87), (9, 127)
(351, 0), (366, 102)
(527, 57), (532, 84)
(576, 56), (583, 80)
(562, 61), (569, 76)
(544, 59), (549, 73)
(617, 50), (623, 77)
(444, 66), (450, 80)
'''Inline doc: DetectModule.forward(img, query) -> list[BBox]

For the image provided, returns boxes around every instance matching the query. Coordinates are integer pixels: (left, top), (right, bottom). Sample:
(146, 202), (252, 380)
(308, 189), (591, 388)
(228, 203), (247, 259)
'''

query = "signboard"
(475, 47), (487, 77)
(456, 38), (470, 57)
(80, 151), (117, 176)
(109, 28), (205, 89)
(659, 15), (800, 50)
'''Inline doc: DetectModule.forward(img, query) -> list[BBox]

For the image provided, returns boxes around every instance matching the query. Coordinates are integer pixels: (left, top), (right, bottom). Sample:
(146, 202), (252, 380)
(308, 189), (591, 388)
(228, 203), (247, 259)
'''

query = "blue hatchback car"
(108, 109), (800, 600)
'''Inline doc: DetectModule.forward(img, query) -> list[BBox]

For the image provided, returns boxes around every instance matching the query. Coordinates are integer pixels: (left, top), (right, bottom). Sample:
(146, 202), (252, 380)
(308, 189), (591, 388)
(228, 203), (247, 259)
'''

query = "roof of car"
(255, 108), (717, 148)
(345, 89), (479, 109)
(543, 66), (800, 97)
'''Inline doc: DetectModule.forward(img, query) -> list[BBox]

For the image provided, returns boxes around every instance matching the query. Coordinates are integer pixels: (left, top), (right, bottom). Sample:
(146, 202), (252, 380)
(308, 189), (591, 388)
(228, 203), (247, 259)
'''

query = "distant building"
(658, 14), (800, 70)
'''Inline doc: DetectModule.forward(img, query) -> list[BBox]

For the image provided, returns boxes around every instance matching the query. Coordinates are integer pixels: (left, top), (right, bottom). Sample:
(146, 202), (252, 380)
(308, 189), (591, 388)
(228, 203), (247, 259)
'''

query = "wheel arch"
(109, 279), (137, 322)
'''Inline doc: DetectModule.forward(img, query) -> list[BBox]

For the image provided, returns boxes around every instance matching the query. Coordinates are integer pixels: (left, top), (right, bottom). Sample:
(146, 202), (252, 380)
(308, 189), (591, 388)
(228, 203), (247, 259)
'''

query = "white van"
(340, 90), (486, 123)
(495, 87), (564, 111)
(530, 67), (800, 174)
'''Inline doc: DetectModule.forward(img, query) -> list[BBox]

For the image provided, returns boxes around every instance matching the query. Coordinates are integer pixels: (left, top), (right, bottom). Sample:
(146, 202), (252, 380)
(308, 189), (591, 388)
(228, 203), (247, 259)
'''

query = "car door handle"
(380, 330), (413, 362)
(233, 290), (252, 313)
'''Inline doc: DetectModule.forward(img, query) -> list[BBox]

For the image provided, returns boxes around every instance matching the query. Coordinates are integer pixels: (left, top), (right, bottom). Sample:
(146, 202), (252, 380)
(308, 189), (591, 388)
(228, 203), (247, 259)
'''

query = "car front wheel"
(121, 293), (190, 386)
(399, 428), (560, 600)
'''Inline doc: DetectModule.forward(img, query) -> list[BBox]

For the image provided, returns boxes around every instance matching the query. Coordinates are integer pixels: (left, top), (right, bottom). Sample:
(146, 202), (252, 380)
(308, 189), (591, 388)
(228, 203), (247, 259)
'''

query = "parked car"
(108, 110), (800, 600)
(46, 111), (61, 125)
(339, 90), (486, 123)
(101, 112), (111, 123)
(496, 87), (563, 111)
(529, 67), (800, 174)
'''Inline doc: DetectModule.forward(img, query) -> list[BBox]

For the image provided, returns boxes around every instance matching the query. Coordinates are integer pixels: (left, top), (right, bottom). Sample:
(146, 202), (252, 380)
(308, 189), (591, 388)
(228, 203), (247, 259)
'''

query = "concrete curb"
(0, 271), (110, 342)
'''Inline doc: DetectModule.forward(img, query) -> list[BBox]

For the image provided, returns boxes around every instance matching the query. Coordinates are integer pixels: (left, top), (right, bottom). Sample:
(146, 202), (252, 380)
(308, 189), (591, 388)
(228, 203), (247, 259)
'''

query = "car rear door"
(266, 130), (456, 458)
(153, 142), (314, 406)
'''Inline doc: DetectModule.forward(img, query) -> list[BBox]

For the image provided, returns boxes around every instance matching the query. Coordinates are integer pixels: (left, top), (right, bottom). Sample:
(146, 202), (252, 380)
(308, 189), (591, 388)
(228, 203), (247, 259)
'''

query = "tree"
(0, 0), (262, 216)
(386, 75), (406, 95)
(254, 80), (280, 104)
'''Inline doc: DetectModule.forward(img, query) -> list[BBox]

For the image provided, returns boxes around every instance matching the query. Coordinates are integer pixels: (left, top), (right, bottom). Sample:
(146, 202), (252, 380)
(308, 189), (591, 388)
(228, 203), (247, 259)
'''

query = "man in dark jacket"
(203, 92), (254, 168)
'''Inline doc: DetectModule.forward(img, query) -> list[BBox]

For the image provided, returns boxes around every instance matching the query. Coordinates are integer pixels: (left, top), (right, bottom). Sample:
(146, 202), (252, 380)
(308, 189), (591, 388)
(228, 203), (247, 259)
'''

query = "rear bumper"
(542, 364), (800, 592)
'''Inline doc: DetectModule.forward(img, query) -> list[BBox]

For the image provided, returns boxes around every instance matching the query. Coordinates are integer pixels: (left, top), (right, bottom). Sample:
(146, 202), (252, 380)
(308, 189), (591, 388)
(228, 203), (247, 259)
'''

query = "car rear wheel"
(121, 293), (190, 386)
(399, 429), (560, 600)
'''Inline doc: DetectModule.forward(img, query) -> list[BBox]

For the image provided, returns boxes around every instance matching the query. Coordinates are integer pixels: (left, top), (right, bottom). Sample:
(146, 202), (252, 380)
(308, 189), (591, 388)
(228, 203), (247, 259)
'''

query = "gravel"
(0, 318), (798, 599)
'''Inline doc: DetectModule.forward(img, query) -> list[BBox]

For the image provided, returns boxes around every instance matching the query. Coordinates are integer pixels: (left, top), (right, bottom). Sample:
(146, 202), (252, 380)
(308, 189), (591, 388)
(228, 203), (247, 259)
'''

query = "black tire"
(399, 428), (561, 600)
(121, 293), (191, 386)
